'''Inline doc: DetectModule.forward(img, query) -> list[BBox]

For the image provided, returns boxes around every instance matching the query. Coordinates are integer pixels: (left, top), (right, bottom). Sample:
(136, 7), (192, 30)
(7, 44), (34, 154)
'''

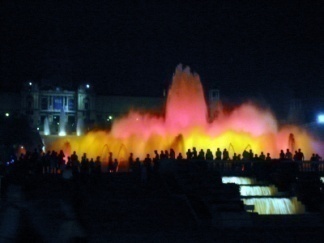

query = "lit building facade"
(1, 82), (165, 135)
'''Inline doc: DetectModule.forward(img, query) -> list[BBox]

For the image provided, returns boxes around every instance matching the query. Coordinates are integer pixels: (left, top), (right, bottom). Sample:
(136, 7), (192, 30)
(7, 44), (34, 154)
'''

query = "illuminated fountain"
(222, 177), (256, 185)
(44, 117), (50, 136)
(240, 185), (278, 196)
(222, 176), (305, 214)
(242, 197), (305, 214)
(58, 109), (67, 136)
(77, 118), (84, 136)
(47, 64), (322, 168)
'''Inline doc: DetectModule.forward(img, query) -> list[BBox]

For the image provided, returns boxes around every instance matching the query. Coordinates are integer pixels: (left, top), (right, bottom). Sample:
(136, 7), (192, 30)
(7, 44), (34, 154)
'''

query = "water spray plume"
(48, 65), (321, 168)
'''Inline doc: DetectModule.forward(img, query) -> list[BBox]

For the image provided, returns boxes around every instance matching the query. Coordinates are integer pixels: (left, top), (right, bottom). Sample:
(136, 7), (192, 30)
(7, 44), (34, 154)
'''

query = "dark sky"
(1, 0), (323, 105)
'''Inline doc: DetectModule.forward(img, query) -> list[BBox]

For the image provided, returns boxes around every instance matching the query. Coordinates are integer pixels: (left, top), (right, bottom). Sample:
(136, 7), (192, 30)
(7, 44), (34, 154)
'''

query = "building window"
(84, 97), (90, 110)
(41, 97), (48, 110)
(53, 96), (63, 110)
(68, 98), (75, 110)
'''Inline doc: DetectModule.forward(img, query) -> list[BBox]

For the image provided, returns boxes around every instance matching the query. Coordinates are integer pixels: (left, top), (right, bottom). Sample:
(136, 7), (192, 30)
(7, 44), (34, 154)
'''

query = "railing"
(204, 160), (324, 173)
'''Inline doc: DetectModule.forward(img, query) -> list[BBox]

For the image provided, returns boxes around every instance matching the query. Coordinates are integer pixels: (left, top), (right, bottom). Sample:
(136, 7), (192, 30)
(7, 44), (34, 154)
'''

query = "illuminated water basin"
(222, 177), (305, 214)
(243, 197), (305, 215)
(222, 176), (256, 185)
(240, 185), (278, 196)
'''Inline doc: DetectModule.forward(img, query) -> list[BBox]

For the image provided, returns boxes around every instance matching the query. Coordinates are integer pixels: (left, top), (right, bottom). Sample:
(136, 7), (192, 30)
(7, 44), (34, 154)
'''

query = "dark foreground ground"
(0, 172), (323, 242)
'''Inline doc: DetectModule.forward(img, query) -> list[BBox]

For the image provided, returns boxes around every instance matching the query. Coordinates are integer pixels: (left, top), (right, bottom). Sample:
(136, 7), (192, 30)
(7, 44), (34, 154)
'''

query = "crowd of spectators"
(0, 146), (322, 177)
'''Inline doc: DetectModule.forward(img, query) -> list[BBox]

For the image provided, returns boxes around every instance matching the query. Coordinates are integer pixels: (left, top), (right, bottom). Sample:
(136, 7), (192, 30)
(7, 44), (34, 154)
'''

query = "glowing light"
(37, 127), (39, 131)
(46, 65), (321, 169)
(21, 146), (24, 149)
(29, 82), (32, 86)
(86, 84), (90, 89)
(317, 114), (324, 124)
(5, 113), (9, 117)
(109, 115), (113, 120)
(320, 177), (324, 183)
(59, 131), (66, 136)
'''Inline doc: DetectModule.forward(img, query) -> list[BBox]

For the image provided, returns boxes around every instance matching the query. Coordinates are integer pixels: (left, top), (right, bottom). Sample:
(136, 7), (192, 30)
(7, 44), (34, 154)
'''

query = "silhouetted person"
(108, 152), (113, 172)
(266, 153), (271, 161)
(44, 151), (51, 173)
(128, 153), (134, 172)
(206, 149), (213, 160)
(154, 150), (159, 161)
(50, 150), (58, 174)
(285, 149), (292, 160)
(81, 155), (89, 174)
(223, 149), (229, 160)
(215, 148), (222, 160)
(160, 150), (166, 159)
(164, 150), (169, 159)
(279, 150), (285, 160)
(71, 151), (78, 163)
(186, 149), (192, 160)
(134, 157), (141, 174)
(198, 149), (205, 160)
(249, 149), (253, 160)
(192, 147), (197, 159)
(94, 156), (101, 174)
(296, 148), (304, 161)
(71, 151), (79, 176)
(169, 149), (175, 159)
(144, 154), (152, 172)
(153, 150), (160, 173)
(89, 158), (95, 174)
(177, 153), (183, 160)
(58, 150), (65, 170)
(310, 153), (319, 171)
(242, 150), (249, 160)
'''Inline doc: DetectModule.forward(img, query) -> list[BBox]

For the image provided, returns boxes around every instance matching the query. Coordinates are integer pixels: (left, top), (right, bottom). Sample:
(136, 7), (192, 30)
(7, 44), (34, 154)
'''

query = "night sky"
(1, 0), (323, 106)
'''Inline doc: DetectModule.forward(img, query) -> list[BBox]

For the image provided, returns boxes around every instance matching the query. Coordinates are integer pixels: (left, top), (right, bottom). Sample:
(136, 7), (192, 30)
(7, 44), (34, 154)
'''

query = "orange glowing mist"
(47, 65), (321, 168)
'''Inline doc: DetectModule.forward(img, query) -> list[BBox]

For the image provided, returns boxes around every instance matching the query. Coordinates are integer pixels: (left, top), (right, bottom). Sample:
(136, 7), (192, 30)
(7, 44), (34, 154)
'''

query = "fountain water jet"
(47, 65), (322, 167)
(77, 118), (84, 136)
(59, 109), (67, 136)
(44, 117), (50, 136)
